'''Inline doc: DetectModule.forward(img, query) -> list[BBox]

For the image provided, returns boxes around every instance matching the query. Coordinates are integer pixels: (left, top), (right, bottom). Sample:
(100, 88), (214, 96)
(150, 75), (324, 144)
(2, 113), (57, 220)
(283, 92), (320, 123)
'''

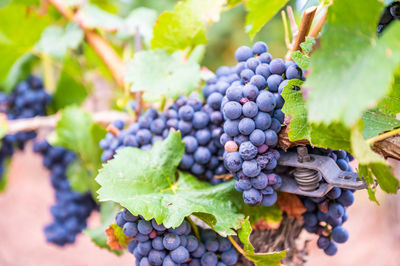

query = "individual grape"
(267, 74), (284, 92)
(328, 202), (345, 219)
(242, 84), (259, 101)
(239, 141), (258, 160)
(252, 41), (268, 55)
(170, 246), (189, 264)
(223, 101), (242, 120)
(265, 130), (278, 147)
(148, 250), (166, 265)
(224, 141), (238, 153)
(179, 105), (195, 121)
(224, 152), (243, 172)
(256, 91), (276, 112)
(207, 93), (223, 110)
(123, 222), (138, 237)
(285, 65), (302, 79)
(246, 57), (260, 71)
(327, 187), (342, 199)
(183, 136), (199, 153)
(194, 147), (211, 164)
(240, 69), (255, 82)
(259, 52), (272, 64)
(331, 226), (349, 243)
(235, 46), (253, 62)
(337, 189), (354, 207)
(249, 74), (266, 89)
(269, 58), (286, 75)
(242, 101), (258, 118)
(138, 220), (153, 235)
(242, 160), (261, 177)
(193, 111), (210, 129)
(226, 85), (243, 102)
(223, 119), (240, 137)
(251, 172), (268, 189)
(238, 118), (255, 135)
(243, 188), (262, 205)
(249, 129), (265, 146)
(324, 242), (338, 256)
(254, 112), (272, 130)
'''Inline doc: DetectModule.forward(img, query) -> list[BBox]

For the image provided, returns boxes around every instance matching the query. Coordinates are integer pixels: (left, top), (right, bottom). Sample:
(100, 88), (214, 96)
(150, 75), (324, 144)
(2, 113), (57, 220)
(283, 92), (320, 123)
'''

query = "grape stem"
(227, 235), (246, 257)
(286, 6), (298, 41)
(309, 8), (328, 38)
(6, 111), (131, 134)
(286, 6), (317, 60)
(186, 216), (201, 240)
(47, 0), (125, 88)
(281, 10), (291, 49)
(367, 128), (400, 145)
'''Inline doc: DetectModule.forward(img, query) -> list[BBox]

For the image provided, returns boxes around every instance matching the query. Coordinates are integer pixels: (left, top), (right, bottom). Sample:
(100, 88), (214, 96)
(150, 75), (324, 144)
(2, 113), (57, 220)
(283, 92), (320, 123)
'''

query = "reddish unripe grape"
(225, 140), (238, 152)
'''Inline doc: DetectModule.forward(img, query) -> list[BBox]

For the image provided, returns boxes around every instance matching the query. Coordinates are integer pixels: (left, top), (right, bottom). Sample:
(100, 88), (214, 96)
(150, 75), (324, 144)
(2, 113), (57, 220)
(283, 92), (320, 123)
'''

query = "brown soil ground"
(0, 146), (399, 266)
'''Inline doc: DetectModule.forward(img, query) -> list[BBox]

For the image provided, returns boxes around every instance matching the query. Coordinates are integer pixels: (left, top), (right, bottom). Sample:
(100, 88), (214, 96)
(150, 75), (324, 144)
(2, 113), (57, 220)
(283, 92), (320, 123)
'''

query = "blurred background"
(1, 0), (399, 265)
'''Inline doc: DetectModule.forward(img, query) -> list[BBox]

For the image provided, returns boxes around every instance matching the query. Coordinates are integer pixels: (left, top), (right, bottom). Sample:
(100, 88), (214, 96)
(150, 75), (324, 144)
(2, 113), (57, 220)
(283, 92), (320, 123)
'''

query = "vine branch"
(6, 111), (131, 134)
(47, 0), (125, 88)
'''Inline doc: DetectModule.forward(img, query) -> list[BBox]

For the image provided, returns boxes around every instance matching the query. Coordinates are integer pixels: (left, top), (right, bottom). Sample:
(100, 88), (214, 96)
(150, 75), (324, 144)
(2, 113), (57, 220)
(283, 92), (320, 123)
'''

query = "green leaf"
(291, 51), (311, 70)
(309, 122), (351, 152)
(281, 80), (310, 141)
(0, 53), (38, 93)
(67, 159), (93, 193)
(52, 107), (106, 198)
(151, 0), (225, 52)
(50, 57), (88, 112)
(244, 0), (290, 40)
(35, 22), (83, 59)
(77, 4), (123, 31)
(96, 132), (244, 236)
(376, 71), (400, 115)
(84, 201), (123, 255)
(362, 110), (400, 139)
(237, 218), (287, 265)
(125, 49), (201, 102)
(241, 204), (282, 226)
(305, 0), (400, 126)
(0, 0), (12, 9)
(117, 8), (157, 46)
(0, 4), (50, 82)
(351, 120), (399, 194)
(300, 36), (315, 55)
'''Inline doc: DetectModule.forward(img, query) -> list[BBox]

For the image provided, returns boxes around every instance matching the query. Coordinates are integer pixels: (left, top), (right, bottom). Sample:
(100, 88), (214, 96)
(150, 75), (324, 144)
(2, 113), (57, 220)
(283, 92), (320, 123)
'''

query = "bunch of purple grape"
(203, 41), (303, 206)
(99, 95), (227, 185)
(0, 75), (51, 183)
(166, 95), (227, 185)
(34, 140), (97, 246)
(300, 148), (355, 256)
(115, 209), (238, 265)
(99, 109), (168, 162)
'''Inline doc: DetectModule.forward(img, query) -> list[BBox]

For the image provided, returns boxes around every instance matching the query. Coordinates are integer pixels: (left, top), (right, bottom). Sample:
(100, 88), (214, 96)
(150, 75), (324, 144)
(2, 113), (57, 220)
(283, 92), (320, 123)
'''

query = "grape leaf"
(359, 165), (379, 204)
(125, 49), (201, 102)
(376, 71), (400, 115)
(241, 204), (282, 227)
(244, 0), (290, 40)
(237, 218), (287, 266)
(96, 132), (244, 236)
(105, 224), (130, 251)
(276, 192), (306, 219)
(76, 4), (123, 31)
(151, 0), (226, 52)
(84, 201), (123, 255)
(52, 107), (105, 198)
(351, 120), (399, 194)
(291, 51), (311, 70)
(35, 22), (83, 59)
(0, 4), (50, 82)
(305, 0), (400, 126)
(0, 53), (38, 93)
(281, 80), (310, 141)
(117, 8), (157, 45)
(362, 110), (400, 139)
(50, 57), (88, 112)
(309, 122), (351, 152)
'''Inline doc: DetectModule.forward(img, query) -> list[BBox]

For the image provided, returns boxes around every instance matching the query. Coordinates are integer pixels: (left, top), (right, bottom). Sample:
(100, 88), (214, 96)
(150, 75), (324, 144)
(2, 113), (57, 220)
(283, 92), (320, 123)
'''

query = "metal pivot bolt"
(293, 147), (322, 191)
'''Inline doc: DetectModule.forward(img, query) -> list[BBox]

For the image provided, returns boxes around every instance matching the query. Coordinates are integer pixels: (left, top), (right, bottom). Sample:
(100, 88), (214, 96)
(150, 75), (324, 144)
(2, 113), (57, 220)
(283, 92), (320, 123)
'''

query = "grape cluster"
(100, 95), (227, 185)
(116, 209), (238, 265)
(300, 148), (355, 256)
(34, 140), (97, 246)
(166, 95), (227, 185)
(99, 109), (168, 162)
(205, 42), (303, 206)
(378, 1), (400, 34)
(0, 75), (51, 182)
